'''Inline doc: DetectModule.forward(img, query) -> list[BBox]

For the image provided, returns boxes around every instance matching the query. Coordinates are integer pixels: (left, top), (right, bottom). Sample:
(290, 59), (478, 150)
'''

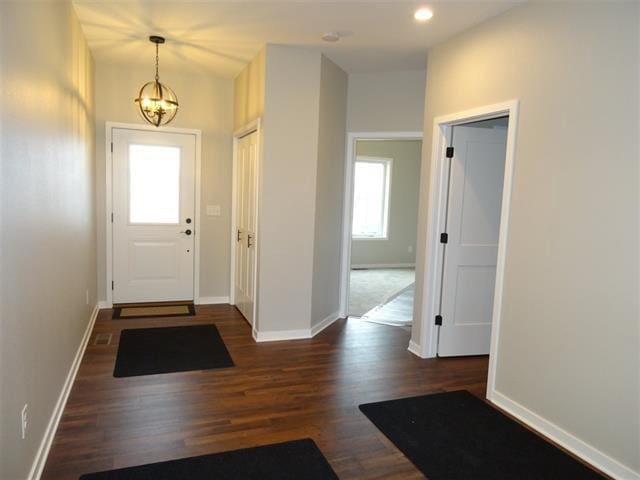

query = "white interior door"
(438, 125), (507, 356)
(112, 128), (196, 303)
(234, 131), (258, 322)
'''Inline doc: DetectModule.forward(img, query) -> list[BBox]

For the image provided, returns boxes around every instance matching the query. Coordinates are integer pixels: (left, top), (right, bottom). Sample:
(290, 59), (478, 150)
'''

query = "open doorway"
(340, 132), (423, 328)
(415, 101), (519, 386)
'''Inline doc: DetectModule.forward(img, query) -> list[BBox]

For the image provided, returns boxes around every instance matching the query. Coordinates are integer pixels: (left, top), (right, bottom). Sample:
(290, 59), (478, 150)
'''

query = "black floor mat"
(79, 439), (338, 479)
(359, 390), (605, 480)
(113, 324), (234, 377)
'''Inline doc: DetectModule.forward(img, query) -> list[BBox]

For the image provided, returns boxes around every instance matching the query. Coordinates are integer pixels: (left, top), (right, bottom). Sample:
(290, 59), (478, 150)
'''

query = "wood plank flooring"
(42, 305), (489, 479)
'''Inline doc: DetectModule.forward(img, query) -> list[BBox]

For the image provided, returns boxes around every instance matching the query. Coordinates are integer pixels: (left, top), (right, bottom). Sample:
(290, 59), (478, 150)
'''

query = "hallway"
(42, 306), (488, 479)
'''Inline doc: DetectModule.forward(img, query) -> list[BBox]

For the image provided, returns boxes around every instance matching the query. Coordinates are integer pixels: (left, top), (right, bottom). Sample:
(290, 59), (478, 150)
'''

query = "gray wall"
(347, 69), (426, 132)
(234, 47), (265, 131)
(0, 2), (96, 478)
(412, 2), (639, 473)
(95, 63), (234, 302)
(351, 140), (422, 267)
(311, 56), (348, 327)
(258, 45), (321, 333)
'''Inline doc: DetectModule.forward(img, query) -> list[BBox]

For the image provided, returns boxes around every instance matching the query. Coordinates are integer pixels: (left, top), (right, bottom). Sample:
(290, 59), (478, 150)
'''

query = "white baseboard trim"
(351, 263), (415, 269)
(195, 296), (230, 305)
(407, 339), (429, 358)
(311, 311), (340, 337)
(28, 304), (99, 480)
(254, 328), (312, 342)
(488, 389), (639, 480)
(99, 298), (229, 307)
(254, 311), (341, 342)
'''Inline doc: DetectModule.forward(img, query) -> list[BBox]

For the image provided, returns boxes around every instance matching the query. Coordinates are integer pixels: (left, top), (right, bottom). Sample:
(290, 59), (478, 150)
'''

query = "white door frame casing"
(104, 122), (202, 307)
(229, 118), (262, 330)
(413, 100), (520, 390)
(339, 131), (423, 318)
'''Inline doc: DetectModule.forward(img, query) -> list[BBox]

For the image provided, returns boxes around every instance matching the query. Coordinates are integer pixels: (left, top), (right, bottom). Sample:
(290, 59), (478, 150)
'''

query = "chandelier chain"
(155, 42), (159, 82)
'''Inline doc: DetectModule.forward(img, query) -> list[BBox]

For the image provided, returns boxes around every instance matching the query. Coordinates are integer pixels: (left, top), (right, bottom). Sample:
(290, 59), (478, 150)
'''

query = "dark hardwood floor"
(42, 305), (489, 479)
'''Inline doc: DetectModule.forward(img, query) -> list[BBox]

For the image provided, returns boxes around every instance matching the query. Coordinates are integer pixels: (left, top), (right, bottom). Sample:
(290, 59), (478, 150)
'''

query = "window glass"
(352, 158), (391, 238)
(129, 144), (180, 224)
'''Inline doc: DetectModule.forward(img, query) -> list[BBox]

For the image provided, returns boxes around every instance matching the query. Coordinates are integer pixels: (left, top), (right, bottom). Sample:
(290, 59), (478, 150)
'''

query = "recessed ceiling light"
(322, 32), (341, 42)
(414, 7), (434, 22)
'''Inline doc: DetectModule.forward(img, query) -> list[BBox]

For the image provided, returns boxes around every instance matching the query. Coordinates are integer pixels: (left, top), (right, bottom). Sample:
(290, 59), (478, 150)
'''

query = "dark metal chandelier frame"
(134, 36), (179, 127)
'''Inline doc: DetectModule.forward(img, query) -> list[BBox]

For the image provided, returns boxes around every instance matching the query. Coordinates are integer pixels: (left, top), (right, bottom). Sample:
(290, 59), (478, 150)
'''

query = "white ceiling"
(73, 1), (522, 78)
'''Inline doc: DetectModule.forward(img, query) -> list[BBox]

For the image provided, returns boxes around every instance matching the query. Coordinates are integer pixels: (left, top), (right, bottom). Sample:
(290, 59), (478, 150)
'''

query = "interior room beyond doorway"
(348, 138), (422, 328)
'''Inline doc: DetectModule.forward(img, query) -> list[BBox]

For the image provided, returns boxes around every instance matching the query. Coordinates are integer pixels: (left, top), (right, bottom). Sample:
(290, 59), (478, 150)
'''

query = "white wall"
(347, 69), (426, 132)
(311, 55), (348, 328)
(0, 2), (96, 478)
(412, 2), (639, 475)
(351, 140), (422, 267)
(95, 63), (234, 302)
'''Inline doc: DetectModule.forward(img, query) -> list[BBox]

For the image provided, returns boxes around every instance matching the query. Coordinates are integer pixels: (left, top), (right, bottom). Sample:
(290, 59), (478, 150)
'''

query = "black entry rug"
(113, 324), (234, 377)
(359, 390), (605, 480)
(79, 439), (339, 480)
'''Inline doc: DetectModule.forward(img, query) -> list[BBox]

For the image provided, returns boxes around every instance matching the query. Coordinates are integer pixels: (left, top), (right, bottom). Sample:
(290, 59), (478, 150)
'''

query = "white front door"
(438, 125), (507, 356)
(234, 131), (258, 323)
(112, 128), (196, 303)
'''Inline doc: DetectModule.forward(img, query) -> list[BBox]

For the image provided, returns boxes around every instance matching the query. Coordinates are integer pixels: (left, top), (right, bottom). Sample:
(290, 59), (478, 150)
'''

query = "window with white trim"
(352, 156), (392, 239)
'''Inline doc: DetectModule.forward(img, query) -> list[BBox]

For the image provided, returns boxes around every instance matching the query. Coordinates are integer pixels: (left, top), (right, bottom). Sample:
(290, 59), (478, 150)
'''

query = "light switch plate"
(206, 205), (221, 216)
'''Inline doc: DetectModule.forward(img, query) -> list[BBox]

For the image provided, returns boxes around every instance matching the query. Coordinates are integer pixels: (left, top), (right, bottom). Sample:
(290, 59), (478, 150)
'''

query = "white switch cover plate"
(206, 205), (221, 216)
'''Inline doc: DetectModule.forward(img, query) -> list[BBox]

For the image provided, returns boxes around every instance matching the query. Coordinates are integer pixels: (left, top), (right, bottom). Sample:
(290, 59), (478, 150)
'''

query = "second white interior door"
(234, 131), (258, 323)
(438, 124), (507, 356)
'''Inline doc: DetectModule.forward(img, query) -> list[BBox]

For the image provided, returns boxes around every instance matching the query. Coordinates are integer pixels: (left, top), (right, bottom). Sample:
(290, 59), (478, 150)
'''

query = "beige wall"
(0, 2), (96, 478)
(95, 63), (234, 302)
(258, 45), (322, 332)
(412, 2), (639, 473)
(311, 56), (348, 327)
(347, 69), (426, 132)
(352, 140), (421, 266)
(235, 46), (348, 334)
(234, 47), (265, 131)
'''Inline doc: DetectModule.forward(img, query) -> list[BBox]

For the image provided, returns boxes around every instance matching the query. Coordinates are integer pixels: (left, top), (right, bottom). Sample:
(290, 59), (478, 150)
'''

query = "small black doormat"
(113, 324), (234, 377)
(79, 439), (339, 479)
(359, 390), (605, 480)
(112, 303), (195, 319)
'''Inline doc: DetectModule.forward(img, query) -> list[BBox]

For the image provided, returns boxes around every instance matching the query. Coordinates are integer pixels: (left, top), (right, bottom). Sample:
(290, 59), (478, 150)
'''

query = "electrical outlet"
(85, 289), (89, 305)
(21, 404), (28, 440)
(408, 245), (413, 253)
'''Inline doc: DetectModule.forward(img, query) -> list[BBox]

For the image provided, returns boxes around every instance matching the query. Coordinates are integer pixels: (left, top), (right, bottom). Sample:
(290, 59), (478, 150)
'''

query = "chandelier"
(134, 36), (179, 127)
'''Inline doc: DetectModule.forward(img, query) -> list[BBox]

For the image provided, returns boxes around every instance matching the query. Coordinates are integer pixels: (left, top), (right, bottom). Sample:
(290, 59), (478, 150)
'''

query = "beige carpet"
(348, 268), (415, 317)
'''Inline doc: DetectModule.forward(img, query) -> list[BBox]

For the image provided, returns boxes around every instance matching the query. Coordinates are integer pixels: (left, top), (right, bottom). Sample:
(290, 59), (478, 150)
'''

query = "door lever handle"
(237, 229), (242, 241)
(180, 229), (192, 236)
(247, 233), (253, 248)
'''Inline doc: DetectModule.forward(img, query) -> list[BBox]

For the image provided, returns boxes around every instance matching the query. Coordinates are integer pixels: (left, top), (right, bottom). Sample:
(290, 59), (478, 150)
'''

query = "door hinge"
(111, 281), (114, 290)
(110, 142), (113, 153)
(435, 315), (443, 326)
(440, 233), (448, 244)
(110, 213), (114, 223)
(446, 146), (454, 158)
